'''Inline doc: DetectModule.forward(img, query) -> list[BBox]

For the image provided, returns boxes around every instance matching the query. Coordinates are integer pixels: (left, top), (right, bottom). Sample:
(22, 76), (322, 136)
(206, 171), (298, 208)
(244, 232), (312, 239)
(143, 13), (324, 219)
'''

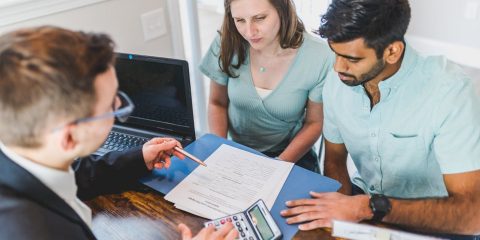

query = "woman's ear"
(383, 41), (405, 65)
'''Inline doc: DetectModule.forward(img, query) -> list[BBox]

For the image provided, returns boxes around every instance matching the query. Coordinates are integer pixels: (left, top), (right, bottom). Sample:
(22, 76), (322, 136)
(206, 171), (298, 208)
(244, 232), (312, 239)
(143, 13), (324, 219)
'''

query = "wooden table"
(85, 186), (336, 240)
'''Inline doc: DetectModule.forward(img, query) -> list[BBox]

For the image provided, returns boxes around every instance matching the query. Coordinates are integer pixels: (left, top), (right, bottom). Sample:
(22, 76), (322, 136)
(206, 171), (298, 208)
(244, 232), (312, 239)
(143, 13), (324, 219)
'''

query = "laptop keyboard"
(95, 130), (190, 156)
(99, 132), (149, 152)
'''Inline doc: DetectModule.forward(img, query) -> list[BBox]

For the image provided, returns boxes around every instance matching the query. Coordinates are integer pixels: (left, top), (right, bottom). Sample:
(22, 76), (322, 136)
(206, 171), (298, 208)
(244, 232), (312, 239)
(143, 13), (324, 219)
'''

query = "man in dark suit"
(0, 26), (237, 240)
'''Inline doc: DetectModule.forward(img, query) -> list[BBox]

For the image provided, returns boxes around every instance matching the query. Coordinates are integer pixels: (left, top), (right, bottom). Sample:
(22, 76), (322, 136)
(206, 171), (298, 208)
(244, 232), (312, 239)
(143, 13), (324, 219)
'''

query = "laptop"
(95, 53), (196, 155)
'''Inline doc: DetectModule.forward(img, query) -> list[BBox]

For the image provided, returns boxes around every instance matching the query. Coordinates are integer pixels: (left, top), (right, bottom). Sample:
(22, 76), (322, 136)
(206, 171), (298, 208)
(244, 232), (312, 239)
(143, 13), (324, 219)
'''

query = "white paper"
(174, 204), (209, 219)
(332, 220), (444, 240)
(165, 144), (294, 219)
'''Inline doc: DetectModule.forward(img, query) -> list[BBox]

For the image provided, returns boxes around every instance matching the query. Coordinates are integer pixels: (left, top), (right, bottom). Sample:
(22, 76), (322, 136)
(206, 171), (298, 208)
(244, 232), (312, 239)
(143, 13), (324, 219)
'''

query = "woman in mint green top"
(200, 0), (332, 172)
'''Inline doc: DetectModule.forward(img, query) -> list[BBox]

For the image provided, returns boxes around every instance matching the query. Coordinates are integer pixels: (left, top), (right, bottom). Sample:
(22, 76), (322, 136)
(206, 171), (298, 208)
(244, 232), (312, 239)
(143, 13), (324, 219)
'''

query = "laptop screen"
(114, 53), (195, 140)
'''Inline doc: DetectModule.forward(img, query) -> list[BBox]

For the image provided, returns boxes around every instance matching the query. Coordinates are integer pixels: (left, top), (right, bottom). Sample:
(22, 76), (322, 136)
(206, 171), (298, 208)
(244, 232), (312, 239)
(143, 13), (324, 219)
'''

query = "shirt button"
(369, 185), (375, 191)
(371, 133), (376, 137)
(374, 157), (380, 162)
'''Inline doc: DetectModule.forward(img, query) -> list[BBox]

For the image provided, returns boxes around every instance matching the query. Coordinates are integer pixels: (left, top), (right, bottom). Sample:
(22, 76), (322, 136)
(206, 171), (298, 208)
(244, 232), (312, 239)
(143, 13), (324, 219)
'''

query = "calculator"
(204, 199), (282, 240)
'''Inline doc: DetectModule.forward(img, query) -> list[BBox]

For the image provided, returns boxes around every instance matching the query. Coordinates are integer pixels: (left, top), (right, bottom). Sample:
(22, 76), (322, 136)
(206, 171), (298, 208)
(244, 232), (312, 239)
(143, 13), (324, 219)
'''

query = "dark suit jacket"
(0, 147), (148, 240)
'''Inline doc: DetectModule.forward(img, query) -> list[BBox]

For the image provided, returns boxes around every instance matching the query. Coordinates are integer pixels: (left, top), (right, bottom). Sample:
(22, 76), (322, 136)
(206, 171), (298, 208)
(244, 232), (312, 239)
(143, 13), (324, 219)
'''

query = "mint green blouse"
(200, 33), (333, 152)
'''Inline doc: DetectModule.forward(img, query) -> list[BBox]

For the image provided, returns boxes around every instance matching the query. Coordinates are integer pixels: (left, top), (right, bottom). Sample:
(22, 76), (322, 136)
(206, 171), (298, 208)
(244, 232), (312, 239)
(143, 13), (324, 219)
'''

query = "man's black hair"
(317, 0), (411, 58)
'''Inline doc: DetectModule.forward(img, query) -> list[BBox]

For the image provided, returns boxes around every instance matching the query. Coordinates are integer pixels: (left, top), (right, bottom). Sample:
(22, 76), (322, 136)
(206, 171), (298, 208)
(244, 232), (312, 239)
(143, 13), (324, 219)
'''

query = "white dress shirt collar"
(0, 142), (92, 227)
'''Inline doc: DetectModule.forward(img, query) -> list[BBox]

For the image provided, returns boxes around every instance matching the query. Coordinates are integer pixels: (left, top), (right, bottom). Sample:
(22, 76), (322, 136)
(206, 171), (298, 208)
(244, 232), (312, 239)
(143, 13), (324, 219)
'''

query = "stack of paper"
(332, 220), (444, 240)
(165, 144), (294, 220)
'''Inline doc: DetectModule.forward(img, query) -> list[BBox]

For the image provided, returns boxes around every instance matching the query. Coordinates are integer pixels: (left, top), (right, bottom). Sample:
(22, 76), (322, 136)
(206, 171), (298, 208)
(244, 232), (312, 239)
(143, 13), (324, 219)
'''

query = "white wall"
(406, 0), (480, 85)
(408, 0), (480, 49)
(0, 0), (178, 58)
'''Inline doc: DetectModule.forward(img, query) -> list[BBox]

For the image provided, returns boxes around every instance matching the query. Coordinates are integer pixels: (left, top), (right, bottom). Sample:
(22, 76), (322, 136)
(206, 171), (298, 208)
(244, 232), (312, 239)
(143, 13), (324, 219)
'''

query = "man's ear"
(60, 124), (78, 151)
(383, 41), (405, 64)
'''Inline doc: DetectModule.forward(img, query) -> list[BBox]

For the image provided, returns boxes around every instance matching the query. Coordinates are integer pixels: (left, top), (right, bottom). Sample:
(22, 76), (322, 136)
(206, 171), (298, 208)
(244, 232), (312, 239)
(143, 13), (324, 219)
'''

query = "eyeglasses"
(52, 91), (135, 131)
(79, 90), (134, 123)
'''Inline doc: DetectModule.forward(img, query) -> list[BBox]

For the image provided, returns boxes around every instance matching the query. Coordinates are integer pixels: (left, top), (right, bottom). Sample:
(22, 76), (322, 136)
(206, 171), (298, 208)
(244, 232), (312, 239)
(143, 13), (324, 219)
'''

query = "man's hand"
(178, 222), (238, 240)
(142, 138), (185, 170)
(280, 191), (372, 230)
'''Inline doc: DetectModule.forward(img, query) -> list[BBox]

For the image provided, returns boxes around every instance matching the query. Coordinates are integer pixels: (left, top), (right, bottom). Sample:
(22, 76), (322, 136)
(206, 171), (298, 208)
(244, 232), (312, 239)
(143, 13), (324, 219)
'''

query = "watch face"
(372, 196), (390, 212)
(370, 194), (391, 222)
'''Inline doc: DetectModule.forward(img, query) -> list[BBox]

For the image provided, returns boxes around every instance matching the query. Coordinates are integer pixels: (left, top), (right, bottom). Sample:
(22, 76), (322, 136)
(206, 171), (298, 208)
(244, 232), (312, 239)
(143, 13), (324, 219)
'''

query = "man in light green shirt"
(281, 0), (480, 238)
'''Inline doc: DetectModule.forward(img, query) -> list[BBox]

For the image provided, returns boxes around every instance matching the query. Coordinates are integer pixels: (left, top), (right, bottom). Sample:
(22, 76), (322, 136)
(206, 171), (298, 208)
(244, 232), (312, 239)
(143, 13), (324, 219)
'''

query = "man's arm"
(73, 146), (148, 200)
(74, 138), (183, 200)
(323, 140), (351, 195)
(385, 170), (480, 234)
(282, 170), (480, 234)
(283, 140), (480, 234)
(384, 74), (480, 234)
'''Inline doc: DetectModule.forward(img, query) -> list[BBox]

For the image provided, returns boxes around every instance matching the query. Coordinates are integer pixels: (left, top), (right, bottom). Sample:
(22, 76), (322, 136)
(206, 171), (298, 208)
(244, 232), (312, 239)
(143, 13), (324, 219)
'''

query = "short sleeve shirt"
(200, 33), (333, 152)
(322, 45), (480, 198)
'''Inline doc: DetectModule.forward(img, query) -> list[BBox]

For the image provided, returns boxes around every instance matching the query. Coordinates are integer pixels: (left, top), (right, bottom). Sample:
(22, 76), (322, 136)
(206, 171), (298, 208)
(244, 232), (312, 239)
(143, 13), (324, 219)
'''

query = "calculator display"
(248, 205), (274, 240)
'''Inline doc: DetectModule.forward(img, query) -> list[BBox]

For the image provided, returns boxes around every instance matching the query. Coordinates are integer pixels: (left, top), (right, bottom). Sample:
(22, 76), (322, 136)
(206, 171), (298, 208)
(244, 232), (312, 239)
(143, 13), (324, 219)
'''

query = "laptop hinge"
(182, 136), (194, 144)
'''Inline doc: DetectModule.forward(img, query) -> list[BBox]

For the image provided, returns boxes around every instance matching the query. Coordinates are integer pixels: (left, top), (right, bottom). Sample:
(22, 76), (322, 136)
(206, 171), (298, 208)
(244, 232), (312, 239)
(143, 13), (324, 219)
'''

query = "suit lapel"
(0, 150), (95, 238)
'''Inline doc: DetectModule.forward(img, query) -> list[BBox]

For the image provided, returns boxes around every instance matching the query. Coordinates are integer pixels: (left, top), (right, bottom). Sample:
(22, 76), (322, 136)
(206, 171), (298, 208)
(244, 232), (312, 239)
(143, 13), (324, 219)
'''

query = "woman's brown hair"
(219, 0), (305, 78)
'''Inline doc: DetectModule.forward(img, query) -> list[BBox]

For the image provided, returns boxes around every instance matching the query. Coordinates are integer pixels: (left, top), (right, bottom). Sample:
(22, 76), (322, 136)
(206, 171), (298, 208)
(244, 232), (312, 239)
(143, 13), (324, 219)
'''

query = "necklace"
(259, 66), (267, 73)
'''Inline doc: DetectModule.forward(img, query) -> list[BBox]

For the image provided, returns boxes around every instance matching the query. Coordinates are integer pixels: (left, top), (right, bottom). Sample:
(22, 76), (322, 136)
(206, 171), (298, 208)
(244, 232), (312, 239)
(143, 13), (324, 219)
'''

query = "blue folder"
(141, 134), (341, 240)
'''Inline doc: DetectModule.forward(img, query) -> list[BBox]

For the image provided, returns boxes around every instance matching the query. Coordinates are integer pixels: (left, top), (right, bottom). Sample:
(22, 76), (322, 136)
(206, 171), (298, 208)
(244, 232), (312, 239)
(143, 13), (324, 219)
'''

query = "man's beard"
(340, 59), (386, 87)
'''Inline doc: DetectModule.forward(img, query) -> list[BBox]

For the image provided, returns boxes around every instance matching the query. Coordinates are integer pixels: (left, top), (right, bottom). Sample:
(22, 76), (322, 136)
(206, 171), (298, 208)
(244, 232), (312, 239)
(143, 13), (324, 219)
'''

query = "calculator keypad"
(205, 214), (257, 240)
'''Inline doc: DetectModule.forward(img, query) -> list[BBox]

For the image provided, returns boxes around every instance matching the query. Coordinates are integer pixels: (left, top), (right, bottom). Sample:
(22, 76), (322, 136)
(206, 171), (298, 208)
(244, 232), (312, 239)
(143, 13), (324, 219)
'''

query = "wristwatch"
(369, 194), (391, 222)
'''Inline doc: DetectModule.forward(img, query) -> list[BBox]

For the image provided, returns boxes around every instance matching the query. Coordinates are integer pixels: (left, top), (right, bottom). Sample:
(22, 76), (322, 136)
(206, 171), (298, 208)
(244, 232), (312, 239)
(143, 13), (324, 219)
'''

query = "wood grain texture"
(85, 188), (337, 240)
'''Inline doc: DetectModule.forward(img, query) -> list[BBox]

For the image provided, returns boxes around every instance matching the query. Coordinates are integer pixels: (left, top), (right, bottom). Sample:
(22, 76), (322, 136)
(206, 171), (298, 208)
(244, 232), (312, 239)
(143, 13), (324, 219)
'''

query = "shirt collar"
(0, 142), (78, 202)
(349, 43), (418, 95)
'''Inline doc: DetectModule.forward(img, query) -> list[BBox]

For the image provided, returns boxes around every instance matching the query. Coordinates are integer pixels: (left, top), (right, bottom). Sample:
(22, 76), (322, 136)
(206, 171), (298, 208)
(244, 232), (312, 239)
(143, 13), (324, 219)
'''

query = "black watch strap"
(369, 194), (391, 222)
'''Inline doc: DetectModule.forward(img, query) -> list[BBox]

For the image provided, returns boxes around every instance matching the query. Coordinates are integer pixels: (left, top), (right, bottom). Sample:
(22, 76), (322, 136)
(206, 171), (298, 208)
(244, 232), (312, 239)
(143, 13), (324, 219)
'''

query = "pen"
(174, 146), (207, 167)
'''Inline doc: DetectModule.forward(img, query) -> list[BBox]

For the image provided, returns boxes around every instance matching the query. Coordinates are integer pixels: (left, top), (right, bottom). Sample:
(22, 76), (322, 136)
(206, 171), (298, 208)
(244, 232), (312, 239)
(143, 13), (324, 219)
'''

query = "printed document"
(332, 220), (443, 240)
(165, 144), (294, 219)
